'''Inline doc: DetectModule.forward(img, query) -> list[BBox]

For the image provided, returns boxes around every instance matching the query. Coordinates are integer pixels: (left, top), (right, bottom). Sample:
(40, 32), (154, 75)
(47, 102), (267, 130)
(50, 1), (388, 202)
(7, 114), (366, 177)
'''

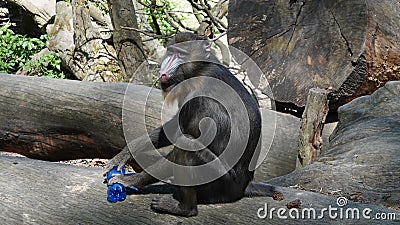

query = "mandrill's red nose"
(159, 73), (169, 83)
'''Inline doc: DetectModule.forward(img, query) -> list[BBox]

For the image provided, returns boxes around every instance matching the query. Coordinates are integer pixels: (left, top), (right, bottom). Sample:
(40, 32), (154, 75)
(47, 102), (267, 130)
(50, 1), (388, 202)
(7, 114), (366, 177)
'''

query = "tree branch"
(164, 9), (197, 32)
(120, 26), (173, 40)
(149, 0), (162, 35)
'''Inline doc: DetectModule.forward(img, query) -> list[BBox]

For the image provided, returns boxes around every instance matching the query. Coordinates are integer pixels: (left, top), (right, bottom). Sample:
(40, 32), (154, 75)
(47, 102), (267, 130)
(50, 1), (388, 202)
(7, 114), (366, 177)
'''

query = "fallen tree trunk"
(0, 73), (303, 177)
(0, 73), (163, 161)
(0, 155), (397, 224)
(228, 0), (400, 111)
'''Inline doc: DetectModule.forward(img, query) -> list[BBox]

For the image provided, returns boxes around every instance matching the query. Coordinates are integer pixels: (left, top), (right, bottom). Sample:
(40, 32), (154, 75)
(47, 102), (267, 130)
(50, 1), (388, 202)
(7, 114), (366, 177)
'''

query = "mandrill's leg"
(150, 134), (229, 217)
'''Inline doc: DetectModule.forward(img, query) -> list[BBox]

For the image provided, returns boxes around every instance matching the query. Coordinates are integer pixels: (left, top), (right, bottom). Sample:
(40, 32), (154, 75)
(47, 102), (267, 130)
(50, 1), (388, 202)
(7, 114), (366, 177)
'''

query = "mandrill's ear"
(203, 41), (212, 58)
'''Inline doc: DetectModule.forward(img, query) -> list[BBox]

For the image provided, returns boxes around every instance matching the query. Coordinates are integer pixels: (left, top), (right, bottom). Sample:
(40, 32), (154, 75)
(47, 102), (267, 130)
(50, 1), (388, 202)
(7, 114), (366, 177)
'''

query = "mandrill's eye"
(178, 52), (187, 58)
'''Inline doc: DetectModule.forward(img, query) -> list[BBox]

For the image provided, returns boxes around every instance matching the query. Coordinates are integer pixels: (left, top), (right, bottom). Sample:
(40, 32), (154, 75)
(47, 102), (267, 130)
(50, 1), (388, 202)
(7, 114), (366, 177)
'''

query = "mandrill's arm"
(103, 124), (172, 175)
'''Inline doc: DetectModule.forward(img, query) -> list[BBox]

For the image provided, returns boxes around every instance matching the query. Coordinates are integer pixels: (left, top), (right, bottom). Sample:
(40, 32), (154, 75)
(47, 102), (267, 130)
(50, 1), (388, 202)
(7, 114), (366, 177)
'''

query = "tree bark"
(0, 155), (397, 224)
(228, 0), (400, 111)
(0, 73), (306, 177)
(108, 0), (146, 82)
(298, 88), (329, 166)
(0, 73), (163, 161)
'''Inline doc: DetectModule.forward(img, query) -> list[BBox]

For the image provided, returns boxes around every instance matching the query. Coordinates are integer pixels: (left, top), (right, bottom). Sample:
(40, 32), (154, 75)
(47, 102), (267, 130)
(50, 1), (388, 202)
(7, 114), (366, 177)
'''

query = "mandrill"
(105, 32), (274, 217)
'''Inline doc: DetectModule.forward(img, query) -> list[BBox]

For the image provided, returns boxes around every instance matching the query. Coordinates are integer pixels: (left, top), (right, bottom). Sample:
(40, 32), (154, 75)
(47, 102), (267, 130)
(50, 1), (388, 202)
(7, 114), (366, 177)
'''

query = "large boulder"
(46, 1), (122, 82)
(269, 81), (400, 208)
(6, 0), (55, 28)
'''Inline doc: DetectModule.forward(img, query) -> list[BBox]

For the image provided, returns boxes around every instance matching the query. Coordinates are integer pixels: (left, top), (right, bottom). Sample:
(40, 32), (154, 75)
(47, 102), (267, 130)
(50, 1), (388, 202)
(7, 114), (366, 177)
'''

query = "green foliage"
(141, 0), (176, 35)
(93, 1), (109, 14)
(0, 23), (65, 79)
(0, 23), (45, 73)
(23, 52), (65, 79)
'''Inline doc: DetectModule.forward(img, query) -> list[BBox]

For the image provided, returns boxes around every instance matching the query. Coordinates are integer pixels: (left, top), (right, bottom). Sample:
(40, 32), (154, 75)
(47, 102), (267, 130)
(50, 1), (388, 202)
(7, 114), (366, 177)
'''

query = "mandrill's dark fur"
(105, 32), (275, 217)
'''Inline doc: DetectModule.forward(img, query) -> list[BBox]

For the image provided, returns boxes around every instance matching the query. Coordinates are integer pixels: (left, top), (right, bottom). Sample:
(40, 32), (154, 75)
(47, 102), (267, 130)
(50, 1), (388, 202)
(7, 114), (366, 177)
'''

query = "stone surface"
(269, 81), (400, 209)
(254, 109), (300, 181)
(46, 1), (122, 82)
(7, 0), (56, 27)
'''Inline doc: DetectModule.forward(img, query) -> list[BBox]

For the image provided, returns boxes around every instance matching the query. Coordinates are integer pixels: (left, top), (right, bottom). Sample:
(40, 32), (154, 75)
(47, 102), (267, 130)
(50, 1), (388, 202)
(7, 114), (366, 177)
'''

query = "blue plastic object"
(105, 166), (127, 203)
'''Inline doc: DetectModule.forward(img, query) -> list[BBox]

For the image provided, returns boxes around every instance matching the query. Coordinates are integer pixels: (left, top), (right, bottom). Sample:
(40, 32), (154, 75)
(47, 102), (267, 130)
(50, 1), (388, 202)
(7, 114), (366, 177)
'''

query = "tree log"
(228, 0), (400, 110)
(0, 73), (305, 171)
(0, 73), (163, 161)
(254, 109), (300, 181)
(0, 155), (398, 224)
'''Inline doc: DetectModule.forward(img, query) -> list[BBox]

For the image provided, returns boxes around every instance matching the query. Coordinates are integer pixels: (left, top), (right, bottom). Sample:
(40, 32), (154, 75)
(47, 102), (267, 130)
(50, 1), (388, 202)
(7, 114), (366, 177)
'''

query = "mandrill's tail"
(244, 181), (276, 197)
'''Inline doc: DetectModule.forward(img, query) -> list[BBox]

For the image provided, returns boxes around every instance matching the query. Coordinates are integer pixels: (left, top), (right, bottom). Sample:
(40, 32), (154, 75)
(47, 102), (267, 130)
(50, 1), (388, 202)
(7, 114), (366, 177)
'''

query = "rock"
(46, 1), (122, 82)
(6, 0), (55, 28)
(46, 2), (74, 56)
(0, 4), (9, 24)
(268, 81), (400, 208)
(254, 109), (300, 181)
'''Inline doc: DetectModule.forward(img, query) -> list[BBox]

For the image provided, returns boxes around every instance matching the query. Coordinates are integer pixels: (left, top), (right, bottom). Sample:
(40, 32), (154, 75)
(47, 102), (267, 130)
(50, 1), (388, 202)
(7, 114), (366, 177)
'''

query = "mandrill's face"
(158, 47), (186, 93)
(158, 34), (212, 95)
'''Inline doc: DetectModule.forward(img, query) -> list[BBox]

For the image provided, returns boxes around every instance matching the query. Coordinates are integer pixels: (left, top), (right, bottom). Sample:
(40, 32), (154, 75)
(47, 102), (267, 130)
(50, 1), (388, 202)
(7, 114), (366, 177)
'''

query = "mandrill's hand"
(103, 147), (133, 176)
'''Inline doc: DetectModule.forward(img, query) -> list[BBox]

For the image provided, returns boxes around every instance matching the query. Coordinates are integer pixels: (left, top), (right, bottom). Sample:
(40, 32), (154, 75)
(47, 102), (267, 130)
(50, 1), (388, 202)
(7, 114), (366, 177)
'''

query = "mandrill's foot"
(151, 195), (198, 217)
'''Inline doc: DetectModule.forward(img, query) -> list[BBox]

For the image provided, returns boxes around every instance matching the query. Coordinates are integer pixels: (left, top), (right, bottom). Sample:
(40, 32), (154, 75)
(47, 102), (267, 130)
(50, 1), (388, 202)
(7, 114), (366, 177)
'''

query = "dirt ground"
(0, 151), (108, 168)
